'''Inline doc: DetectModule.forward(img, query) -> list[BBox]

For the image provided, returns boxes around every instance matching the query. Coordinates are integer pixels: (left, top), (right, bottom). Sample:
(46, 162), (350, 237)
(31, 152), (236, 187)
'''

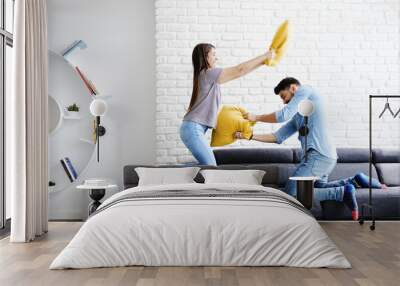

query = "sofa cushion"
(375, 163), (400, 186)
(214, 148), (293, 164)
(373, 148), (400, 163)
(336, 148), (370, 163)
(329, 163), (379, 182)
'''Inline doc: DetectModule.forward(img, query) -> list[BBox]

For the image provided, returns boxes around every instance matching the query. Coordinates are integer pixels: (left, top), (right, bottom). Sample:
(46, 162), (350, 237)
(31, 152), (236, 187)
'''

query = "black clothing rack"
(359, 95), (400, 231)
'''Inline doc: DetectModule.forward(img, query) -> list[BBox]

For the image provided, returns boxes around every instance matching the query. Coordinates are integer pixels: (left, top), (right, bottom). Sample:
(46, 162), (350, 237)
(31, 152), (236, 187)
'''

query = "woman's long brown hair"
(187, 43), (215, 112)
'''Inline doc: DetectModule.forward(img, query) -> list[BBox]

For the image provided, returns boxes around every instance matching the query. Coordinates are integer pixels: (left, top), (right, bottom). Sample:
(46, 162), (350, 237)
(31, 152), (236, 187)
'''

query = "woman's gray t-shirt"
(183, 68), (223, 128)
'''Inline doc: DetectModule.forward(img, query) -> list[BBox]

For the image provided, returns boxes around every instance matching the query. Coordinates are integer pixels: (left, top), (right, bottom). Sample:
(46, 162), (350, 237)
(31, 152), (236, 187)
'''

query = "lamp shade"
(298, 99), (314, 117)
(90, 99), (107, 116)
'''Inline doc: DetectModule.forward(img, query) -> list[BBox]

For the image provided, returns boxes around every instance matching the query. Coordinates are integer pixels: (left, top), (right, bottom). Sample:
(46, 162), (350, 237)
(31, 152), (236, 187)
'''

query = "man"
(236, 77), (385, 220)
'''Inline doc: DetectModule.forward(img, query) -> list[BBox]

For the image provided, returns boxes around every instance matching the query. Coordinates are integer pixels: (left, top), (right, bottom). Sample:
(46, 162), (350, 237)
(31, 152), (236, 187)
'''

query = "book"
(64, 157), (78, 180)
(87, 79), (99, 95)
(62, 40), (87, 58)
(60, 159), (74, 182)
(75, 66), (96, 95)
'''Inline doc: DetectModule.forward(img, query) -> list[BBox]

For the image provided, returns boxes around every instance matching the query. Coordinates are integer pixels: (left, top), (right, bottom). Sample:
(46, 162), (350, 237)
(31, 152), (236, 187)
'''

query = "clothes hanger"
(378, 97), (395, 118)
(393, 106), (400, 118)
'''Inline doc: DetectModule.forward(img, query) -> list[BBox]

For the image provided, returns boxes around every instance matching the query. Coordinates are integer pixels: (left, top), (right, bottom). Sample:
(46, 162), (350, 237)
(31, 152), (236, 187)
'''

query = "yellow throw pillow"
(265, 20), (290, 67)
(211, 105), (255, 147)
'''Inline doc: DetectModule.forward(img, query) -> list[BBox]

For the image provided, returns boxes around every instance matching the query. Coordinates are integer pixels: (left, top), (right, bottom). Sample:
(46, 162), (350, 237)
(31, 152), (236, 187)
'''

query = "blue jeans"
(284, 149), (352, 203)
(180, 120), (216, 166)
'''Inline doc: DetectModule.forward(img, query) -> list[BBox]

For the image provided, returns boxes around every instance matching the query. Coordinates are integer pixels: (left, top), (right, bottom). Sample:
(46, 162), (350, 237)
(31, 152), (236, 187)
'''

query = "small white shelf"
(93, 94), (112, 100)
(63, 110), (81, 120)
(63, 114), (81, 120)
(80, 138), (95, 145)
(76, 183), (117, 190)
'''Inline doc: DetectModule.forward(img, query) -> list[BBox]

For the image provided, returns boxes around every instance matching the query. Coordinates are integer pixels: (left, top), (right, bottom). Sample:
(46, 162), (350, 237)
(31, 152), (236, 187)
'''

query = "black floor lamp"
(289, 99), (316, 210)
(298, 99), (315, 162)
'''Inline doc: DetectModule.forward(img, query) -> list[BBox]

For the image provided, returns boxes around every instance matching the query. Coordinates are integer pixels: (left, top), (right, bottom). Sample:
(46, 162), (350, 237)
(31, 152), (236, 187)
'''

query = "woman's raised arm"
(218, 51), (273, 84)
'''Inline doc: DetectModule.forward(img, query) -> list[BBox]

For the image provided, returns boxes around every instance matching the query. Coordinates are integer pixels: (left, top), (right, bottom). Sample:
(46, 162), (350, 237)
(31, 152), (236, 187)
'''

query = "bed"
(50, 179), (350, 269)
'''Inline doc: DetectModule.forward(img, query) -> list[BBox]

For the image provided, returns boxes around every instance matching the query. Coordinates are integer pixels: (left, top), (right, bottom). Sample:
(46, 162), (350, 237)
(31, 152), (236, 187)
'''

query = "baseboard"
(48, 209), (86, 221)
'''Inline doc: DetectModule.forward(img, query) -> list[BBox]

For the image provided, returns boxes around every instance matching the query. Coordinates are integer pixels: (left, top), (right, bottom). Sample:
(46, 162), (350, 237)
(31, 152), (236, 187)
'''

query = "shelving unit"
(48, 47), (96, 193)
(48, 41), (110, 193)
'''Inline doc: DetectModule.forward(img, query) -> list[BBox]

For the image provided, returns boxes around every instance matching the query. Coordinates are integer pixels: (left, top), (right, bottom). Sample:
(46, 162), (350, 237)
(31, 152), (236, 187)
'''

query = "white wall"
(155, 0), (400, 164)
(47, 0), (156, 219)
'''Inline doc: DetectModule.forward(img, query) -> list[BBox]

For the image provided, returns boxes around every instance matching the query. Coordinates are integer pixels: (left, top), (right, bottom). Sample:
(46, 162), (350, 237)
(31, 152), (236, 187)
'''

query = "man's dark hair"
(274, 77), (301, 95)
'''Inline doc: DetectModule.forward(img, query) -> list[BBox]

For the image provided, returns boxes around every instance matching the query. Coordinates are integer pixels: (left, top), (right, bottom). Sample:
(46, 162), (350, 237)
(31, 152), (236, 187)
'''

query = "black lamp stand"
(295, 116), (314, 209)
(299, 116), (309, 162)
(95, 116), (106, 162)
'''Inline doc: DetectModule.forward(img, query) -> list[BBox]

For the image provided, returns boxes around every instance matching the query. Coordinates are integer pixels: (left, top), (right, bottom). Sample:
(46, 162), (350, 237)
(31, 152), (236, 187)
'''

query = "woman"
(180, 43), (273, 165)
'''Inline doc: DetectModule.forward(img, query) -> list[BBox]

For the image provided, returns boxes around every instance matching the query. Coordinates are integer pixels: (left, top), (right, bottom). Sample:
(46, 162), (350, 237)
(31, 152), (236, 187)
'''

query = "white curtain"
(9, 0), (48, 242)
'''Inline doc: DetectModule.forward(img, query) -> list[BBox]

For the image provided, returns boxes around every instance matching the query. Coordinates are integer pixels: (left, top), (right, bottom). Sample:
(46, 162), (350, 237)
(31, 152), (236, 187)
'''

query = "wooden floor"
(0, 222), (399, 286)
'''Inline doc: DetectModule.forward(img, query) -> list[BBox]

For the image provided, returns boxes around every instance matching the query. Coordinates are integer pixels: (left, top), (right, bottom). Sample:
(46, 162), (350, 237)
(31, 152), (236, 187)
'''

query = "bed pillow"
(211, 105), (255, 147)
(135, 167), (200, 186)
(200, 169), (266, 185)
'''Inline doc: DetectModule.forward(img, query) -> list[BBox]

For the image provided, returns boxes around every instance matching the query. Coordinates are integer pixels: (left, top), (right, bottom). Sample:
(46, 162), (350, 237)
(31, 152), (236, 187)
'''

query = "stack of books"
(60, 157), (78, 182)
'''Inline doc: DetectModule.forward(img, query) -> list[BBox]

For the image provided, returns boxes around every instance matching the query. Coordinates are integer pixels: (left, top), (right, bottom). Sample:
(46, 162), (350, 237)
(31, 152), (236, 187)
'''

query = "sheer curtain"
(9, 0), (48, 242)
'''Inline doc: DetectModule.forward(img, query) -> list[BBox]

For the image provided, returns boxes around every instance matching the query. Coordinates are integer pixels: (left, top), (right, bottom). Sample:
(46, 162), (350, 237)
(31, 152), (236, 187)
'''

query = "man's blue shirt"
(273, 85), (337, 160)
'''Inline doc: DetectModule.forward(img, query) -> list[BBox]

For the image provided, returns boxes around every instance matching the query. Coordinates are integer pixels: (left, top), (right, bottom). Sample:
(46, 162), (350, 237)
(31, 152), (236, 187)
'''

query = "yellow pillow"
(211, 105), (255, 147)
(265, 20), (290, 67)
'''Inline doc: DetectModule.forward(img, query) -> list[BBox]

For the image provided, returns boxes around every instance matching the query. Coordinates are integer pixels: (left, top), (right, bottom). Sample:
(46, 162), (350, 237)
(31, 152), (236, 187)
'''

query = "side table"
(289, 176), (320, 210)
(77, 183), (118, 215)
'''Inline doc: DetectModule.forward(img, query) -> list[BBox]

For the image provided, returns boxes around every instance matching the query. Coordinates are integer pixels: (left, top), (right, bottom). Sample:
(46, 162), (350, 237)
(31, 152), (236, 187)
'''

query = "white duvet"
(50, 183), (351, 269)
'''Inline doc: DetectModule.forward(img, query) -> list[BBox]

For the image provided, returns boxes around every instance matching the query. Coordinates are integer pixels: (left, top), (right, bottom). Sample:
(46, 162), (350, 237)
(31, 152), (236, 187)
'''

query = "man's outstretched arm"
(234, 132), (277, 143)
(246, 112), (277, 123)
(252, 133), (277, 143)
(236, 117), (297, 144)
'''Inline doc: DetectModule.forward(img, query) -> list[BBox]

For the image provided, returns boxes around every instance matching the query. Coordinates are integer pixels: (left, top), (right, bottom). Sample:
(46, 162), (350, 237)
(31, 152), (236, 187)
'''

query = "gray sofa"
(212, 147), (400, 220)
(123, 147), (400, 220)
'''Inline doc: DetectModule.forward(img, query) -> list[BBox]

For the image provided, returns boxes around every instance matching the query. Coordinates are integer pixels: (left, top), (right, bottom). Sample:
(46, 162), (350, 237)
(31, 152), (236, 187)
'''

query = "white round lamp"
(90, 99), (107, 116)
(298, 99), (314, 117)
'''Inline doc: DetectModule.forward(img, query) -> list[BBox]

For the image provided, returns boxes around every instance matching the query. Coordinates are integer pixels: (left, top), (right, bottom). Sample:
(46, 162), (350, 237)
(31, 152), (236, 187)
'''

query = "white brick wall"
(155, 0), (400, 164)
